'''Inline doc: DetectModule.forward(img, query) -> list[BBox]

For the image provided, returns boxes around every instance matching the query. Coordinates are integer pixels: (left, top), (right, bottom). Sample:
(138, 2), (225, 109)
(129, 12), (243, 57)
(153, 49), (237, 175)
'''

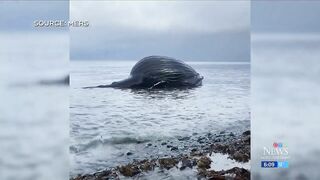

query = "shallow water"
(209, 153), (250, 171)
(70, 61), (250, 175)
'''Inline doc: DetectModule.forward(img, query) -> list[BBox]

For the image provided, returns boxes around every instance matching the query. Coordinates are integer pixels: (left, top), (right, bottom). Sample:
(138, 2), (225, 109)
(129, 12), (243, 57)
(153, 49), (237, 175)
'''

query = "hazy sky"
(70, 1), (250, 61)
(3, 1), (319, 61)
(252, 1), (320, 33)
(0, 1), (69, 32)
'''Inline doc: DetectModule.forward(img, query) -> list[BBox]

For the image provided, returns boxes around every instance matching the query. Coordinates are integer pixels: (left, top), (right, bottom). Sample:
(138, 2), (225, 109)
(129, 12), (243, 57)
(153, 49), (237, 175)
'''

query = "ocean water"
(70, 61), (250, 175)
(0, 33), (69, 180)
(252, 34), (320, 179)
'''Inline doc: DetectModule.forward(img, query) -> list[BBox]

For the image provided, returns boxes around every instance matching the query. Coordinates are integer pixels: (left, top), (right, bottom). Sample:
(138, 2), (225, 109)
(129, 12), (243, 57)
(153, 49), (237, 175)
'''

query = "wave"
(70, 136), (151, 153)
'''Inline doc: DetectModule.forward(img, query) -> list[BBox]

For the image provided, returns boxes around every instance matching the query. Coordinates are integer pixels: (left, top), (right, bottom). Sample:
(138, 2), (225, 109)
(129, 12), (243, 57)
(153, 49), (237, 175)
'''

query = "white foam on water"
(209, 153), (250, 171)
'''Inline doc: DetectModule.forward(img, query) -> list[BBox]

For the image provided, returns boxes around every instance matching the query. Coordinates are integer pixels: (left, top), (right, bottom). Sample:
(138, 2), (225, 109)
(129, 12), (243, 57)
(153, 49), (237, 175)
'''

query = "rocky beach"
(71, 130), (250, 180)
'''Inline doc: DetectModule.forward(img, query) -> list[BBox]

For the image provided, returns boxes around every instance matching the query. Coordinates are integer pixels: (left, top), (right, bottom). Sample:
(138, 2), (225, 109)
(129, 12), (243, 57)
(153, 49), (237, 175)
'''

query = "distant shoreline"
(71, 59), (251, 64)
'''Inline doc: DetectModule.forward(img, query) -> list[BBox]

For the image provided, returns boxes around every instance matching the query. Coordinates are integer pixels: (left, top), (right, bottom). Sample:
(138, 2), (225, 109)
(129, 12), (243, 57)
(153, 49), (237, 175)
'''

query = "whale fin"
(83, 76), (142, 89)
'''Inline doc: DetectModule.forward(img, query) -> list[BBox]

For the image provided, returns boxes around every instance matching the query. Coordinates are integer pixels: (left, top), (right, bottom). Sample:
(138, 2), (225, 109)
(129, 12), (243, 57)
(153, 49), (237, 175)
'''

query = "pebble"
(171, 146), (178, 151)
(197, 156), (212, 169)
(178, 136), (190, 141)
(242, 130), (250, 136)
(180, 157), (193, 170)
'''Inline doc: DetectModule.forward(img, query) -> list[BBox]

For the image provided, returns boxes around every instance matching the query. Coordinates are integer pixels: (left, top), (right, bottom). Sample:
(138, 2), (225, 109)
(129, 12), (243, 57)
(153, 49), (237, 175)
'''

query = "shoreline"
(71, 130), (250, 180)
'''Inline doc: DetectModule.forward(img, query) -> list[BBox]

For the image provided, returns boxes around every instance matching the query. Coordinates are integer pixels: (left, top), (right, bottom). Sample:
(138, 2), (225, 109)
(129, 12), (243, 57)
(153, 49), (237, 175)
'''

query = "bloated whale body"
(85, 56), (203, 89)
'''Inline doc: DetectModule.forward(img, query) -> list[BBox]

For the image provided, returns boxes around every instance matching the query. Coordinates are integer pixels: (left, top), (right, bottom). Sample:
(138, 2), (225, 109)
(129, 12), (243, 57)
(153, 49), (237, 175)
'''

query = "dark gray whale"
(85, 56), (203, 89)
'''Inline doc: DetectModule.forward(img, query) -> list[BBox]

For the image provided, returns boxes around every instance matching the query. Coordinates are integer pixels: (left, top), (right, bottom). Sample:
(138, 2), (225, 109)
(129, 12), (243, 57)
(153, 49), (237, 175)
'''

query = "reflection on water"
(129, 88), (196, 100)
(70, 61), (250, 175)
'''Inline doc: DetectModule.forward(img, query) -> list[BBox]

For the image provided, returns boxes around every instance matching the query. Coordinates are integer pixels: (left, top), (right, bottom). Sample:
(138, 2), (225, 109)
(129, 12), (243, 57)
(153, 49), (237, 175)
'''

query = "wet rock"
(126, 152), (133, 156)
(171, 146), (178, 151)
(158, 157), (178, 170)
(205, 171), (225, 180)
(242, 130), (250, 136)
(147, 143), (152, 146)
(190, 150), (204, 156)
(139, 159), (156, 172)
(206, 133), (213, 138)
(197, 156), (212, 169)
(197, 137), (206, 144)
(70, 146), (79, 153)
(118, 164), (140, 177)
(178, 136), (190, 141)
(191, 158), (197, 166)
(211, 144), (228, 153)
(232, 151), (246, 162)
(93, 170), (114, 180)
(93, 170), (111, 177)
(225, 167), (250, 180)
(203, 146), (210, 151)
(204, 171), (225, 180)
(209, 130), (251, 162)
(197, 168), (208, 177)
(244, 136), (250, 143)
(161, 142), (167, 145)
(180, 157), (193, 170)
(199, 167), (250, 180)
(72, 169), (119, 180)
(191, 148), (197, 152)
(166, 145), (173, 148)
(74, 175), (95, 180)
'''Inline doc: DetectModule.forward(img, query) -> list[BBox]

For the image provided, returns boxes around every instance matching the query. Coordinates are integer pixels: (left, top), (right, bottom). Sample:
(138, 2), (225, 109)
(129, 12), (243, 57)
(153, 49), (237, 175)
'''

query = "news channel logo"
(261, 142), (289, 169)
